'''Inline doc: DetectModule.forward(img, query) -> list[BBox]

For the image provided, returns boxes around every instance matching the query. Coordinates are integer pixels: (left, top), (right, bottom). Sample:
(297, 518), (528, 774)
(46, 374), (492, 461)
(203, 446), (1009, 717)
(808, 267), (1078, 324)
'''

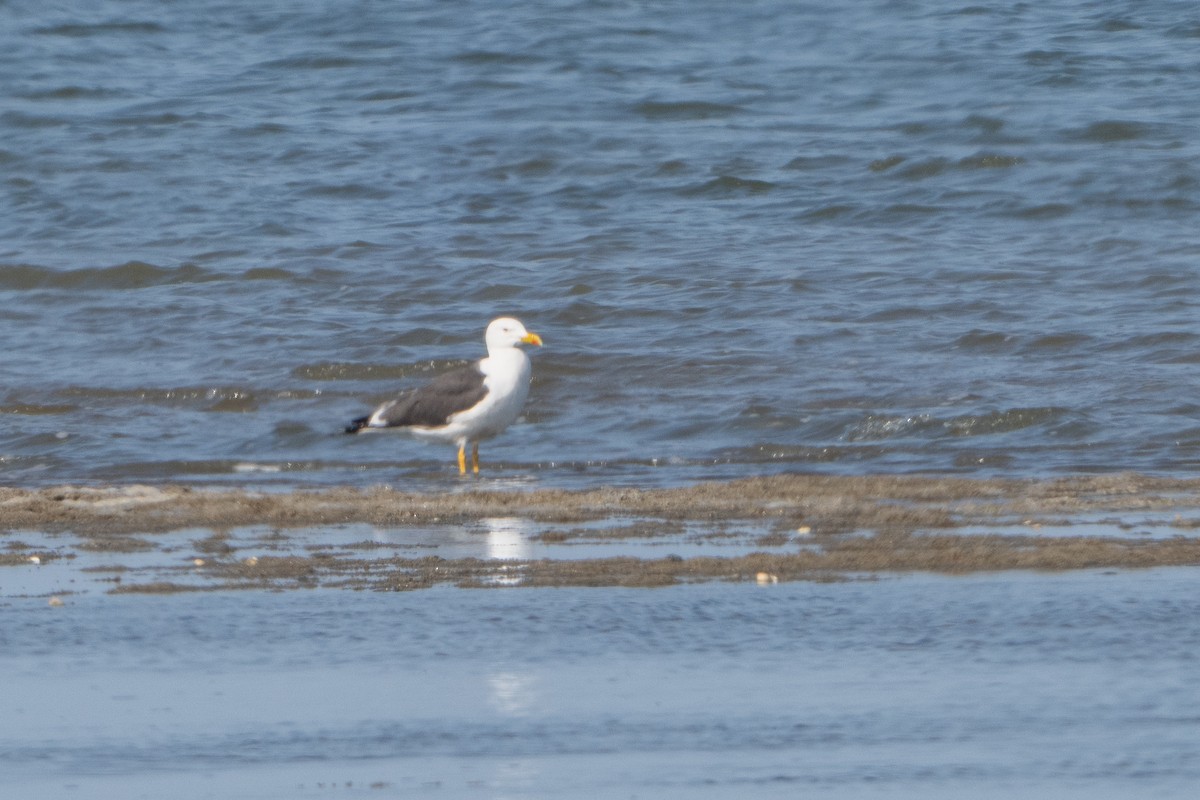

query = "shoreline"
(6, 473), (1200, 594)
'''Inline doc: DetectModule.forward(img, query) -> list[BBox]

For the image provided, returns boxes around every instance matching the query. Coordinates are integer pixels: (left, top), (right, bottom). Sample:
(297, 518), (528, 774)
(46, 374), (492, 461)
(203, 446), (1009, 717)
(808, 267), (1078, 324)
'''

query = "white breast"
(443, 348), (531, 442)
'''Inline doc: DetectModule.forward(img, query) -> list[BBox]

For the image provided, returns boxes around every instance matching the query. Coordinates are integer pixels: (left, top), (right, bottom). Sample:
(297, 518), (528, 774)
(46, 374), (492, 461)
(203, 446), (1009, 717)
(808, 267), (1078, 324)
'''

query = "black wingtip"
(345, 416), (370, 434)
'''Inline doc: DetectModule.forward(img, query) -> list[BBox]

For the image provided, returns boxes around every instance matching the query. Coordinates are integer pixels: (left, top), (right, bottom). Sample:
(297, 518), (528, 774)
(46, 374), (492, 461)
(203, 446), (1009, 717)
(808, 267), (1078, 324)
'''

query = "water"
(3, 573), (1199, 799)
(4, 3), (1200, 796)
(1, 0), (1199, 487)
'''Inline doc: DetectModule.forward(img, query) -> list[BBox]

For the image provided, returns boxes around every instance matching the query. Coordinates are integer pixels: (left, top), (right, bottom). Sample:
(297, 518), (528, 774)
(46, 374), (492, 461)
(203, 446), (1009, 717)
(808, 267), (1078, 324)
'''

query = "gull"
(346, 317), (542, 474)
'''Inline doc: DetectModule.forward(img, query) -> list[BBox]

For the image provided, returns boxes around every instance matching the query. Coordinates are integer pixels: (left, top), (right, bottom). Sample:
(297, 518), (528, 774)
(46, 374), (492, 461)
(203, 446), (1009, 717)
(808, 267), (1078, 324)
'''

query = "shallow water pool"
(3, 572), (1198, 798)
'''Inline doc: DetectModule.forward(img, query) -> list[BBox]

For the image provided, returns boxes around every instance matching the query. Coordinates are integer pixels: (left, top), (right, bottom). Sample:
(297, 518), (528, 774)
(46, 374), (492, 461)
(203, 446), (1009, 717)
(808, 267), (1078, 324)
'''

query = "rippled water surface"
(2, 0), (1200, 487)
(4, 573), (1200, 799)
(4, 5), (1200, 794)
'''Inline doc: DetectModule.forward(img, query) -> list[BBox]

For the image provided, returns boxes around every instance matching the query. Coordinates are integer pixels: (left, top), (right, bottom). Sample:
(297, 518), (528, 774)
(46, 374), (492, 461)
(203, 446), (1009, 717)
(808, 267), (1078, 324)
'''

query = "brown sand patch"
(101, 532), (1200, 594)
(77, 535), (158, 553)
(530, 520), (688, 543)
(2, 473), (1199, 535)
(0, 550), (64, 566)
(8, 473), (1200, 593)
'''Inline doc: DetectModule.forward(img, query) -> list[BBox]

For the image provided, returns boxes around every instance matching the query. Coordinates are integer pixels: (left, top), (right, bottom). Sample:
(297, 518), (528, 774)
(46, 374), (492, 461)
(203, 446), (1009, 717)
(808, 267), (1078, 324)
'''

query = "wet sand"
(6, 473), (1200, 593)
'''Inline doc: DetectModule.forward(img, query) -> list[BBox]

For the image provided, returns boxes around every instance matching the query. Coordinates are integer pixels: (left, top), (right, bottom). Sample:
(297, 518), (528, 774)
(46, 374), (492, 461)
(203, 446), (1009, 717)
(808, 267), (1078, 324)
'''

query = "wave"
(290, 361), (466, 381)
(33, 22), (166, 38)
(633, 100), (743, 120)
(678, 175), (778, 198)
(0, 403), (78, 416)
(0, 262), (321, 290)
(53, 386), (322, 410)
(0, 262), (210, 290)
(847, 407), (1072, 441)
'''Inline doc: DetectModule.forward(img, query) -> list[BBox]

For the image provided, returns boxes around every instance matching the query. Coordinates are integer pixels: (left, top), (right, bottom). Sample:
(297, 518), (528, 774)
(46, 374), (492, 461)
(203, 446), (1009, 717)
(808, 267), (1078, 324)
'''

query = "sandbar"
(5, 473), (1200, 593)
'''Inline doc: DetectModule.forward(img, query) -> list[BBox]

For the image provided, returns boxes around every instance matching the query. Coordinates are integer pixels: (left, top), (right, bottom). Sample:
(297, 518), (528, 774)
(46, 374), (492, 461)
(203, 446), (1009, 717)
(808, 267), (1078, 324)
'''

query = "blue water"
(4, 4), (1200, 796)
(2, 0), (1200, 486)
(3, 573), (1199, 799)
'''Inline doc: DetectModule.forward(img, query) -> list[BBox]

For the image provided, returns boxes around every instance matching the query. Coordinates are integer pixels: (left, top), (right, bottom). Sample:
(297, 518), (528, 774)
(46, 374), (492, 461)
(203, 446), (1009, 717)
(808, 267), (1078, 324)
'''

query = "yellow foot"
(471, 443), (480, 474)
(457, 444), (466, 475)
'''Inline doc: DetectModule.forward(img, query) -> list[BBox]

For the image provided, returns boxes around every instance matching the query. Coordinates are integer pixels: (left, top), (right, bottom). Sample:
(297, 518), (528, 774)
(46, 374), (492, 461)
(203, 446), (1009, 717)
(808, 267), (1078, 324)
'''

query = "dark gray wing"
(359, 364), (489, 429)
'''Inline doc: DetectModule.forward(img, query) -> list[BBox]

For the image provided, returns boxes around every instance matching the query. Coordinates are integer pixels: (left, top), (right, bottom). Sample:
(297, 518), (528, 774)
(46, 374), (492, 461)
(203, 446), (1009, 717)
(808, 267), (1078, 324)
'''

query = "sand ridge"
(6, 473), (1200, 593)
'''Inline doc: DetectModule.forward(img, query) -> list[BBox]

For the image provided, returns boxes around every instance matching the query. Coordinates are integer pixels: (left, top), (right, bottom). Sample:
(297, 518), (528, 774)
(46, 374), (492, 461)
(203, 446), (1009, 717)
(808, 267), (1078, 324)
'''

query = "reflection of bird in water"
(488, 671), (537, 716)
(345, 317), (543, 474)
(483, 517), (532, 585)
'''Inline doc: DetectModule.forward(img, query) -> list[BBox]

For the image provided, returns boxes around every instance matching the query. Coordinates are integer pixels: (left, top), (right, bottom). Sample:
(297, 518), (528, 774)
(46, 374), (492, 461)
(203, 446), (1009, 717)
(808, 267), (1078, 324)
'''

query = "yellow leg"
(457, 443), (466, 475)
(471, 443), (480, 474)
